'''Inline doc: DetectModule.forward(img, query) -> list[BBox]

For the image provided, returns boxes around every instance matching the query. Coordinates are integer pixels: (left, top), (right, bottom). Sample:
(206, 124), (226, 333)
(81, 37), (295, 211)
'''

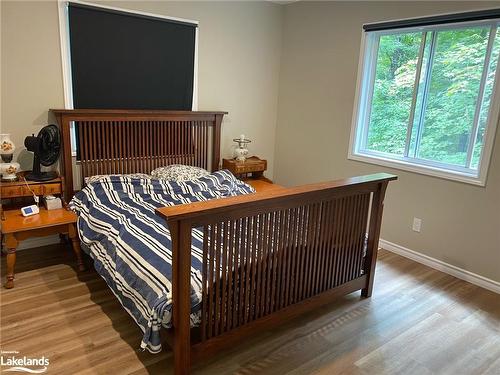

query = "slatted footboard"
(157, 173), (396, 374)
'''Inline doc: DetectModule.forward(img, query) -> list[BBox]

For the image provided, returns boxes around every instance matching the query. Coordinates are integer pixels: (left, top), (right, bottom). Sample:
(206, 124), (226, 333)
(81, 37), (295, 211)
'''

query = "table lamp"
(233, 134), (251, 162)
(0, 134), (20, 181)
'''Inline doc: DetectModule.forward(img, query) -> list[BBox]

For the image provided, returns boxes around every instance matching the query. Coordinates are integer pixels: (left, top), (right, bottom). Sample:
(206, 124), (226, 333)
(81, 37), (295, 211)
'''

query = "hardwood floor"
(1, 243), (499, 374)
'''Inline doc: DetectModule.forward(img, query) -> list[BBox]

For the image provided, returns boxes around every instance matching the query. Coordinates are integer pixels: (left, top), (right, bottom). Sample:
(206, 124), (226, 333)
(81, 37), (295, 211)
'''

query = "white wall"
(2, 1), (499, 284)
(274, 1), (500, 283)
(1, 0), (283, 178)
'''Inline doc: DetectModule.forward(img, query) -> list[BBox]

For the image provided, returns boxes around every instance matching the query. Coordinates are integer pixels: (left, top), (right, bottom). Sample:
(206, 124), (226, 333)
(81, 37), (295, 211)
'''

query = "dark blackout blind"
(363, 8), (500, 32)
(68, 3), (196, 110)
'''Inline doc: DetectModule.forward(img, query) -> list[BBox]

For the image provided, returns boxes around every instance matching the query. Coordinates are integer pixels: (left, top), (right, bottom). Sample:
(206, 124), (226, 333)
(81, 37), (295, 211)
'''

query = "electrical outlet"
(412, 217), (422, 232)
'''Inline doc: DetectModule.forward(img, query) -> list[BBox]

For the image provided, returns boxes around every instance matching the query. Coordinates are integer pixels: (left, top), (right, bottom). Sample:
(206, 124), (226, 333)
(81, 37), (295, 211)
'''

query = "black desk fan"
(24, 124), (61, 181)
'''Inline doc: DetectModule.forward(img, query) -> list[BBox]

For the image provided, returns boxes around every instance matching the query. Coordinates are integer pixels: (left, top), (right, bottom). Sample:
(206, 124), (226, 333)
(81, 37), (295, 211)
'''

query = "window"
(350, 10), (500, 185)
(58, 1), (199, 154)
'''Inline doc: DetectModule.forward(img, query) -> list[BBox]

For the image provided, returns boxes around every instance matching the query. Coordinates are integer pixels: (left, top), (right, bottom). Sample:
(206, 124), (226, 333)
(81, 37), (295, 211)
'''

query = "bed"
(51, 109), (396, 374)
(69, 170), (256, 353)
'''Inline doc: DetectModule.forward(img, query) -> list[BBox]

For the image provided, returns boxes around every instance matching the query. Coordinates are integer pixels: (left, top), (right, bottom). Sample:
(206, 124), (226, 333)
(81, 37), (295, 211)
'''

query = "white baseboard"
(379, 239), (500, 295)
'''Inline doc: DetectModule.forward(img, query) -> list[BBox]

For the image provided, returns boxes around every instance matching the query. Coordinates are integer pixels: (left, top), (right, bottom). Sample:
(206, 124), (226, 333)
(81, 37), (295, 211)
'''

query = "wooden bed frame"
(51, 109), (226, 198)
(51, 109), (396, 374)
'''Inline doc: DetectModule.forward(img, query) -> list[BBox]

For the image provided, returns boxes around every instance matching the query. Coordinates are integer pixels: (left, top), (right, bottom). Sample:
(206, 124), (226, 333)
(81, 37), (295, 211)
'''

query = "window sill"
(348, 152), (486, 186)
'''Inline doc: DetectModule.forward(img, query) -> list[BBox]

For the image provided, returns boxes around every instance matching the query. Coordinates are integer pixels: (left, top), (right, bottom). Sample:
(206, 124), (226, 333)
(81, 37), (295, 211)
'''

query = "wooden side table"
(1, 208), (85, 289)
(222, 156), (269, 180)
(1, 172), (84, 289)
(244, 179), (284, 193)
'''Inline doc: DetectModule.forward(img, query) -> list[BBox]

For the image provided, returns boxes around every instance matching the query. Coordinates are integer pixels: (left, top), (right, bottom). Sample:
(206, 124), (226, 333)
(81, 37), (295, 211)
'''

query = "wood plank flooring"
(1, 243), (499, 374)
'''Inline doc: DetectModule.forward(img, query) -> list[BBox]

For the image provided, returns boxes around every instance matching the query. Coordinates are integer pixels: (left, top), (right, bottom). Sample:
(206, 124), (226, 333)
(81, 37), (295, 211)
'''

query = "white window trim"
(348, 18), (500, 187)
(57, 0), (200, 156)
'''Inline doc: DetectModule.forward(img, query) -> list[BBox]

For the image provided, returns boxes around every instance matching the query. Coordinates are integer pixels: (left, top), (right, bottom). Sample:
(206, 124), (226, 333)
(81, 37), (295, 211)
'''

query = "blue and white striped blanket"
(69, 170), (255, 353)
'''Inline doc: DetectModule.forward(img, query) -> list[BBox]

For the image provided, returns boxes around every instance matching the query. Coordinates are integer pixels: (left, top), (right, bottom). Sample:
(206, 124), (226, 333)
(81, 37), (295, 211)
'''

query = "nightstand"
(1, 173), (84, 289)
(1, 172), (64, 200)
(222, 156), (270, 181)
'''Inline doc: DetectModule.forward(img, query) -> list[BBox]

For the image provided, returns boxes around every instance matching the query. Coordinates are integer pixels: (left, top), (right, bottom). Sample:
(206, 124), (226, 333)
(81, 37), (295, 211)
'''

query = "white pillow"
(151, 164), (209, 182)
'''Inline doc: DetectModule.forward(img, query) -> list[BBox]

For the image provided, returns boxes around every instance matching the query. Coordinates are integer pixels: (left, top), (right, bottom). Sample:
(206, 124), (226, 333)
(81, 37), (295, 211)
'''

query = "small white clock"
(21, 204), (39, 217)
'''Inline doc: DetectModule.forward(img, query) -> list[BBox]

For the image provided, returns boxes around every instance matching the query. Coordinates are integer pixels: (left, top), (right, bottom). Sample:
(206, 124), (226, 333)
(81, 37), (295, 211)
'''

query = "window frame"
(349, 18), (500, 186)
(57, 0), (200, 155)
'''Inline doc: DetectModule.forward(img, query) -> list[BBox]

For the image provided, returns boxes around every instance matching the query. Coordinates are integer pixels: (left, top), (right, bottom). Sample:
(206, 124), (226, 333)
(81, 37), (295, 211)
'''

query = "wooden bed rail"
(157, 173), (396, 374)
(160, 173), (395, 224)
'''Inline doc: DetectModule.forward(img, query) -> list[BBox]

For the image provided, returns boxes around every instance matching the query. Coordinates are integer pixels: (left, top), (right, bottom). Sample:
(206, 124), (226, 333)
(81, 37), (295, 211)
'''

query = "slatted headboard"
(50, 109), (227, 200)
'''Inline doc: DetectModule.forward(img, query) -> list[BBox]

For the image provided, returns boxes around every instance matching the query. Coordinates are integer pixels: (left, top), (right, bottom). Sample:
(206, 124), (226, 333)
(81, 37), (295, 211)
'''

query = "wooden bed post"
(212, 114), (223, 171)
(54, 112), (74, 201)
(169, 219), (193, 374)
(362, 181), (389, 298)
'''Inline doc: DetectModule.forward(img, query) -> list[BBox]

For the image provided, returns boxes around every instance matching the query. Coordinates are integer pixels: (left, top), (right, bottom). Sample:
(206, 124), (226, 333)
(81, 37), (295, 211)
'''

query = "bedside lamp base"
(0, 162), (20, 182)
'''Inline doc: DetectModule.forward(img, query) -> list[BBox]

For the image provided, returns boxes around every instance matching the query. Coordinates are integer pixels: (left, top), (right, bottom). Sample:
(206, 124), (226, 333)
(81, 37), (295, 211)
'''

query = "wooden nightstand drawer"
(1, 175), (63, 199)
(222, 156), (267, 176)
(41, 183), (62, 195)
(1, 186), (24, 197)
(233, 164), (265, 174)
(25, 185), (43, 196)
(1, 185), (50, 197)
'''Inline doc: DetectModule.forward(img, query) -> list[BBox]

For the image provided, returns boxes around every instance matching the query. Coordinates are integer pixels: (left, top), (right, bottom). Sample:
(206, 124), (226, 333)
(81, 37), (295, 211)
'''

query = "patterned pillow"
(151, 164), (209, 181)
(85, 173), (151, 184)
